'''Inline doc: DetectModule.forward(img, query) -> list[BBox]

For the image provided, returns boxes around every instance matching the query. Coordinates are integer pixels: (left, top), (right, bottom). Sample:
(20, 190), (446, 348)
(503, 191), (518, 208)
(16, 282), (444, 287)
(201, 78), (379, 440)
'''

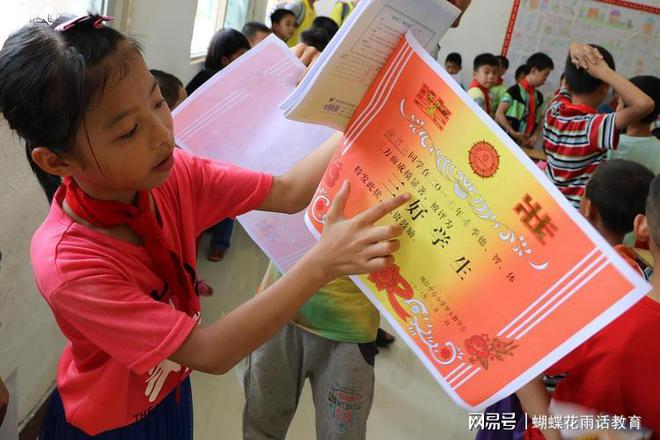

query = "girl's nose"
(149, 114), (174, 150)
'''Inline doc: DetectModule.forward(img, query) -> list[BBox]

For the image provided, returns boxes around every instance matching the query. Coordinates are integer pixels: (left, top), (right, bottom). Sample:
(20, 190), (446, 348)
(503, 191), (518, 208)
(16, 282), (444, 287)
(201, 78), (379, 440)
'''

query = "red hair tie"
(55, 15), (114, 32)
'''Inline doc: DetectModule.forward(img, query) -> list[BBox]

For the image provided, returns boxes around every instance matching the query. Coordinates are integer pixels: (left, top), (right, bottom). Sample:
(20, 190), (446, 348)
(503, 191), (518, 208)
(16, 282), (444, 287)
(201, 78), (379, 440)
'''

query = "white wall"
(314, 0), (336, 16)
(0, 119), (66, 429)
(108, 0), (202, 85)
(437, 0), (515, 87)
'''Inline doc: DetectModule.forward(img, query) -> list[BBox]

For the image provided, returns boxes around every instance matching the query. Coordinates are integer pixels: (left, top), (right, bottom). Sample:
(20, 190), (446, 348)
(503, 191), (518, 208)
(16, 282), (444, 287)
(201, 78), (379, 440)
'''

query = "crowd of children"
(0, 0), (658, 438)
(452, 37), (659, 440)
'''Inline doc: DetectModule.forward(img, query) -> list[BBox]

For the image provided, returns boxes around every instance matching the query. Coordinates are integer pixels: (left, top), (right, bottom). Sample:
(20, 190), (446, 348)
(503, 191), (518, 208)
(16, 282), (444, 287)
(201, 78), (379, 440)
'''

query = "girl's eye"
(155, 99), (166, 109)
(120, 124), (138, 139)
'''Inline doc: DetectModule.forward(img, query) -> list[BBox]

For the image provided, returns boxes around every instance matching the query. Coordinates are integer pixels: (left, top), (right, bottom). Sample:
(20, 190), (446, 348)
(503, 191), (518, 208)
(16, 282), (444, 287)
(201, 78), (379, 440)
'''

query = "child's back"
(609, 75), (660, 173)
(543, 43), (653, 208)
(612, 134), (660, 173)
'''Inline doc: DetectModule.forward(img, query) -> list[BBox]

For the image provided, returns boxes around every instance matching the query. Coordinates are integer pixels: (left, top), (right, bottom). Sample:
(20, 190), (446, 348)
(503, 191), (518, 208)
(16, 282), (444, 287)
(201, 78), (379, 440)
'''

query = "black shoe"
(375, 328), (395, 347)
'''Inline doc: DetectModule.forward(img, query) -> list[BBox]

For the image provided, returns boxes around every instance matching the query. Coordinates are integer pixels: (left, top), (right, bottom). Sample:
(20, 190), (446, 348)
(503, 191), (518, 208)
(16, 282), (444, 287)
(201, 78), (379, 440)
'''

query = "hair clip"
(55, 15), (114, 32)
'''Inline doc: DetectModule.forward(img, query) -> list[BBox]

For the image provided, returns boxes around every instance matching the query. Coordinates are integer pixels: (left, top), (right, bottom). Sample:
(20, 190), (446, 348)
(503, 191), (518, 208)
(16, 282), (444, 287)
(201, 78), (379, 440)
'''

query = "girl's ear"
(580, 197), (595, 220)
(31, 147), (78, 178)
(634, 214), (650, 243)
(220, 55), (230, 68)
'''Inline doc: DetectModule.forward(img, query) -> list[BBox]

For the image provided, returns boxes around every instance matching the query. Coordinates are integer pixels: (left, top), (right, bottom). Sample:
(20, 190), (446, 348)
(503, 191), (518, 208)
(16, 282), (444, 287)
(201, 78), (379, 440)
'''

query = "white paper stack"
(280, 0), (460, 131)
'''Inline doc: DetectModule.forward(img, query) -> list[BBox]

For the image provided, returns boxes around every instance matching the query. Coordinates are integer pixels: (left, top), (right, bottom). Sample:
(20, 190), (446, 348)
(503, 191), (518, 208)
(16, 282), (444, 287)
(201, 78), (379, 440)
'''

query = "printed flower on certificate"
(368, 264), (400, 290)
(324, 159), (343, 187)
(464, 334), (518, 370)
(368, 264), (414, 321)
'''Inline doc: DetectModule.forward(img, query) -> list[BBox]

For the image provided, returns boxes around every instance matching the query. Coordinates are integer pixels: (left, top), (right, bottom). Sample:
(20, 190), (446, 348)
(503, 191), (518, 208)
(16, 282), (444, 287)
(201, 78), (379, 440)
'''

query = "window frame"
(189, 0), (230, 61)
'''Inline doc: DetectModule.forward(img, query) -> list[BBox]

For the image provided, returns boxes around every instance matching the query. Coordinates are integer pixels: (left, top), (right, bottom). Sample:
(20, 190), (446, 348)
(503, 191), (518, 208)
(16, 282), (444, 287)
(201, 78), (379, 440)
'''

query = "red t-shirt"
(31, 149), (272, 434)
(546, 246), (660, 436)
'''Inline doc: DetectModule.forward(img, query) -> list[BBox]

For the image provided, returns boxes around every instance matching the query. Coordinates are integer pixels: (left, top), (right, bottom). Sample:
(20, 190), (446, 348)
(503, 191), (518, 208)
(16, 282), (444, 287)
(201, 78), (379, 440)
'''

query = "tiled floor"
(192, 225), (474, 439)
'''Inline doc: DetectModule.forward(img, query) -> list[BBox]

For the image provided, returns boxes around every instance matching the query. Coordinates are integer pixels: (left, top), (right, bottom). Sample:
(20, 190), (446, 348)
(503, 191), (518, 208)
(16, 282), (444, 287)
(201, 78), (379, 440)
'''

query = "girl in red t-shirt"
(0, 14), (408, 439)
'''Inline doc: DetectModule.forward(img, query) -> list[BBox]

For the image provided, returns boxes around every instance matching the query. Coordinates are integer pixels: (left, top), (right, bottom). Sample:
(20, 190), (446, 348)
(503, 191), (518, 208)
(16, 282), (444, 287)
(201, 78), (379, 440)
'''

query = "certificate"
(304, 32), (650, 409)
(281, 0), (459, 130)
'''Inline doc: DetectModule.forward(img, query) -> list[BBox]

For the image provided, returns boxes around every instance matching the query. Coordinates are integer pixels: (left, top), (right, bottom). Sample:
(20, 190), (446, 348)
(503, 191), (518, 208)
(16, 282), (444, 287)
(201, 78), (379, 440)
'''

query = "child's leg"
(39, 377), (193, 439)
(243, 324), (306, 440)
(208, 218), (235, 261)
(211, 218), (235, 250)
(307, 333), (377, 440)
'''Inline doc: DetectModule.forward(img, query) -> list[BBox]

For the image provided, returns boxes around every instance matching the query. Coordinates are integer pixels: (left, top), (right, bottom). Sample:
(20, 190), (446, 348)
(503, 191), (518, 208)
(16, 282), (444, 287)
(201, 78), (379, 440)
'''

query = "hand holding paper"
(309, 180), (409, 282)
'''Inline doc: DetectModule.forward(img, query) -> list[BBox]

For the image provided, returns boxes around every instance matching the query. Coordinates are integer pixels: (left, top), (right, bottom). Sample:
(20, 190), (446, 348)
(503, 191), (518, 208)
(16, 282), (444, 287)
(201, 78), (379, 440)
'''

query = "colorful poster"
(173, 35), (335, 272)
(305, 32), (650, 409)
(502, 0), (660, 97)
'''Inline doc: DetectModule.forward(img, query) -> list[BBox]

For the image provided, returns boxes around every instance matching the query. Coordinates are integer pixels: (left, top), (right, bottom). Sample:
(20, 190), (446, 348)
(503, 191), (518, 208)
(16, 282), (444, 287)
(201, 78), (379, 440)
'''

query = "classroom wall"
(107, 0), (202, 85)
(437, 0), (516, 88)
(0, 119), (66, 429)
(314, 0), (337, 16)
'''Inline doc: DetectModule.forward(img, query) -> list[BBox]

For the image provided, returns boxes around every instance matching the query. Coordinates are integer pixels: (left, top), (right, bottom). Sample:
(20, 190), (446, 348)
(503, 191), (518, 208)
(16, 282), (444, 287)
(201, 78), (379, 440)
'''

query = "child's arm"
(171, 183), (409, 374)
(258, 132), (342, 214)
(571, 43), (653, 130)
(516, 375), (563, 440)
(495, 102), (529, 145)
(527, 122), (543, 148)
(0, 377), (8, 427)
(590, 62), (653, 130)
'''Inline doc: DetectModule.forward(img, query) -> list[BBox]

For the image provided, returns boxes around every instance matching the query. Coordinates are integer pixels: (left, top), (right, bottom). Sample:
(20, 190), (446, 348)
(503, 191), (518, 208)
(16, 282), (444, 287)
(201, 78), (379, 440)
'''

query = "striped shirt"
(543, 89), (620, 208)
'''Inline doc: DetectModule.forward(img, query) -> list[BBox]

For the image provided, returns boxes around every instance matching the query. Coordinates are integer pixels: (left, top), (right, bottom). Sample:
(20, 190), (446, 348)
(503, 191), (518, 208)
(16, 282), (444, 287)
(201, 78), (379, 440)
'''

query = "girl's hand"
(311, 180), (409, 282)
(291, 43), (321, 67)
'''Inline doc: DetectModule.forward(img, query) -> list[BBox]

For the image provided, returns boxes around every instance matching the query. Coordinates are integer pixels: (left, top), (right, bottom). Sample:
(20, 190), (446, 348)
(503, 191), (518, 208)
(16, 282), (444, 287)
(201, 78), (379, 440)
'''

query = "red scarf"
(469, 79), (491, 115)
(520, 79), (537, 135)
(62, 177), (195, 315)
(559, 102), (597, 117)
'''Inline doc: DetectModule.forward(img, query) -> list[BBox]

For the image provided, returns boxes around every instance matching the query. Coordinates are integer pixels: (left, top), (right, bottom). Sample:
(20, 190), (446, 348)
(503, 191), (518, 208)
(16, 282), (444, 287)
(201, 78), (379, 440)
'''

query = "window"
(190, 0), (252, 59)
(0, 0), (106, 45)
(224, 0), (251, 32)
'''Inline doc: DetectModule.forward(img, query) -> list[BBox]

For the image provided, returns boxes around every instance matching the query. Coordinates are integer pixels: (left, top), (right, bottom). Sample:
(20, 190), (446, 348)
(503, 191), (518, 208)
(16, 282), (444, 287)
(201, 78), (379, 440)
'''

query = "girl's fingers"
(290, 43), (306, 59)
(362, 224), (404, 243)
(364, 256), (396, 273)
(291, 44), (320, 66)
(355, 193), (411, 226)
(325, 180), (350, 224)
(363, 240), (400, 259)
